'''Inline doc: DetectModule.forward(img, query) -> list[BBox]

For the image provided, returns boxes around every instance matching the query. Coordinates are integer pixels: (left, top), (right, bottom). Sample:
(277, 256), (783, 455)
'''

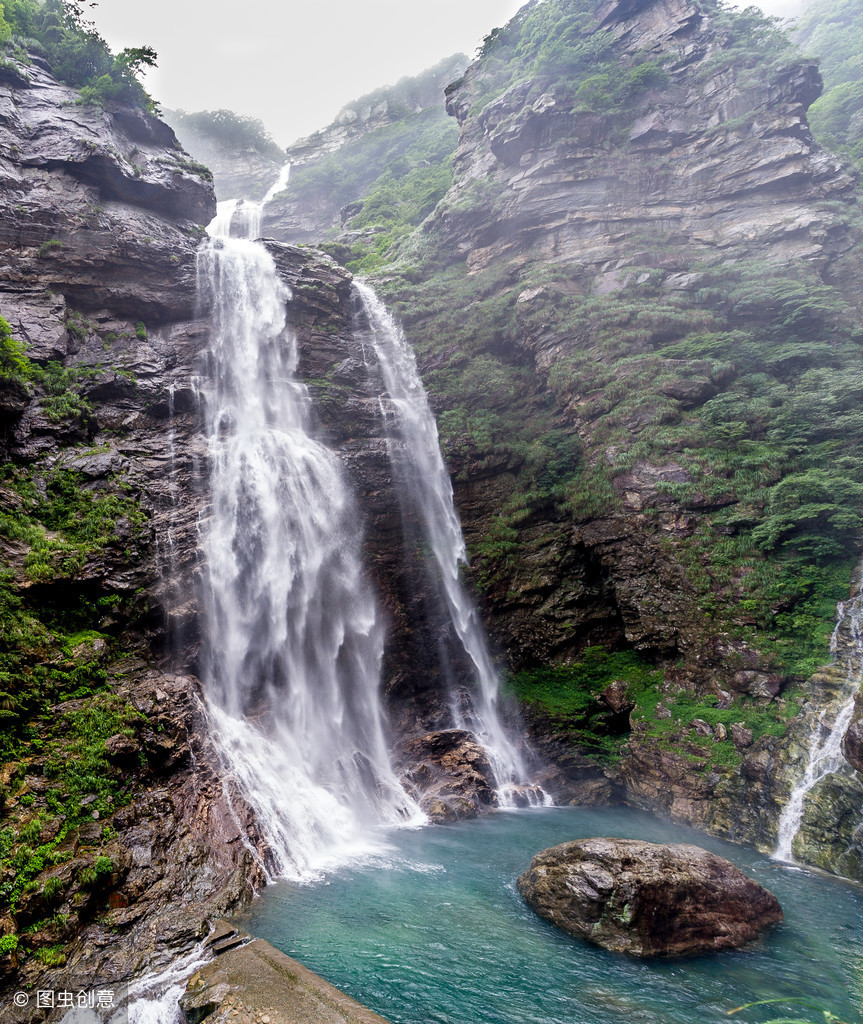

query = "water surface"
(238, 806), (862, 1024)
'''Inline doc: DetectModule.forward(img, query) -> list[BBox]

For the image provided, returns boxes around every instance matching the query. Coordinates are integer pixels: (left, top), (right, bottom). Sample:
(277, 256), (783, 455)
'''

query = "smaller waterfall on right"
(355, 281), (546, 806)
(774, 587), (863, 864)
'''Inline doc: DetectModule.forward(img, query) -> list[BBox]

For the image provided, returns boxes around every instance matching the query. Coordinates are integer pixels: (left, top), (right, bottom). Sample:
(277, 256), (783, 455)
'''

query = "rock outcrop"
(844, 717), (863, 774)
(180, 923), (390, 1024)
(516, 837), (783, 956)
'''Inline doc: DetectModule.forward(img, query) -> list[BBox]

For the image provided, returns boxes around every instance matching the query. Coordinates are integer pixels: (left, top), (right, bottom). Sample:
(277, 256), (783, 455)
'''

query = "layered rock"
(516, 837), (783, 956)
(436, 0), (853, 275)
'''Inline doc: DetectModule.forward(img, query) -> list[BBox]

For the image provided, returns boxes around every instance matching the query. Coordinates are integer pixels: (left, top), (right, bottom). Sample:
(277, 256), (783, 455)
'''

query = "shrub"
(0, 316), (31, 384)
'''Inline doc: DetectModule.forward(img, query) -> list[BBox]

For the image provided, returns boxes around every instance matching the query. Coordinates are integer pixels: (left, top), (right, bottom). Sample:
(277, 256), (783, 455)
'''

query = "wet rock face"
(844, 719), (863, 774)
(516, 837), (783, 957)
(397, 730), (499, 822)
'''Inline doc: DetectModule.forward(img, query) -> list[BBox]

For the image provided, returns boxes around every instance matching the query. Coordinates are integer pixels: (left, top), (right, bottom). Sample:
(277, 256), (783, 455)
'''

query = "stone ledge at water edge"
(180, 924), (390, 1024)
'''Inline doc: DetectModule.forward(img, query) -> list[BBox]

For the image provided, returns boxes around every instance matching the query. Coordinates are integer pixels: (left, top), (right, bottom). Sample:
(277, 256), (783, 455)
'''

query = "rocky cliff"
(198, 0), (863, 879)
(331, 0), (863, 875)
(0, 51), (411, 1010)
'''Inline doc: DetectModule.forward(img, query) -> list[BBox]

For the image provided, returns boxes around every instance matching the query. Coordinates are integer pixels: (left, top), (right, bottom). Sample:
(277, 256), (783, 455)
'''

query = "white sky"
(91, 0), (808, 148)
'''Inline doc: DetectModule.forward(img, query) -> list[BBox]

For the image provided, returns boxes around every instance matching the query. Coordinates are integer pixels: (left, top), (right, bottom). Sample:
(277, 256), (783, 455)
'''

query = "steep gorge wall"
(360, 0), (863, 872)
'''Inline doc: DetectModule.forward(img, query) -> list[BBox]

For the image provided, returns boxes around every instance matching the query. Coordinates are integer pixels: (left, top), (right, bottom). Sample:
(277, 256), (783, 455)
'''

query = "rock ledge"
(180, 923), (390, 1024)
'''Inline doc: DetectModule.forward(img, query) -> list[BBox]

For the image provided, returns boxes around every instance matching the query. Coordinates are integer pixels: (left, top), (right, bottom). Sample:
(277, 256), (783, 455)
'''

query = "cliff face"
(436, 0), (853, 272)
(0, 54), (393, 1005)
(366, 0), (863, 873)
(164, 110), (285, 202)
(0, 51), (249, 1005)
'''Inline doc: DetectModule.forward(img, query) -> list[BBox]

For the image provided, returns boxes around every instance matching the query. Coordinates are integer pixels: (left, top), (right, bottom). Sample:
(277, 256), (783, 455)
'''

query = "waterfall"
(354, 281), (546, 806)
(195, 216), (421, 882)
(216, 162), (291, 240)
(774, 590), (863, 863)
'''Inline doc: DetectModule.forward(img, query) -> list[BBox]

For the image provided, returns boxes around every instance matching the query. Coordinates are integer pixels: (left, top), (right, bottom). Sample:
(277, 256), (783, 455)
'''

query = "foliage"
(77, 45), (158, 111)
(36, 239), (63, 258)
(510, 647), (661, 717)
(1, 0), (157, 112)
(281, 107), (459, 273)
(751, 470), (863, 558)
(508, 648), (663, 763)
(0, 313), (120, 423)
(0, 316), (30, 384)
(166, 107), (284, 159)
(469, 0), (789, 124)
(794, 0), (863, 168)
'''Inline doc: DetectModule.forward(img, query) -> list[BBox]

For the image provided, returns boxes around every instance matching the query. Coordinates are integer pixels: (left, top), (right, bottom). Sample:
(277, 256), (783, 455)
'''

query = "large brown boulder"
(516, 837), (782, 957)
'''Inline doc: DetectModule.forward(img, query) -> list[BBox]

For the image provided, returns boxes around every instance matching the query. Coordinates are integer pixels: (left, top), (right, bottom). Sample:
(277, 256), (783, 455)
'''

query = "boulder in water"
(516, 837), (782, 957)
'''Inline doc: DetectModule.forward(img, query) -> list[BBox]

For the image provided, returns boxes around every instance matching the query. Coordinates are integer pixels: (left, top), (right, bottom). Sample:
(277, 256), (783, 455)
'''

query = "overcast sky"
(91, 0), (808, 147)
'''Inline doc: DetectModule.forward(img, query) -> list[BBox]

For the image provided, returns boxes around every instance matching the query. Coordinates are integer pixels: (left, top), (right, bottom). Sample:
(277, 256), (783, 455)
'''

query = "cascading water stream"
(195, 208), (421, 883)
(774, 587), (863, 863)
(217, 162), (291, 240)
(355, 281), (546, 806)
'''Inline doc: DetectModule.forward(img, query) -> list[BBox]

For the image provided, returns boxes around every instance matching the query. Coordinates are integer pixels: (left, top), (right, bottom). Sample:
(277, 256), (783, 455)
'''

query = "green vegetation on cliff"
(509, 648), (661, 762)
(471, 0), (791, 119)
(0, 311), (153, 965)
(365, 0), (862, 700)
(315, 109), (459, 273)
(166, 108), (284, 160)
(795, 0), (863, 167)
(294, 108), (459, 273)
(0, 0), (157, 110)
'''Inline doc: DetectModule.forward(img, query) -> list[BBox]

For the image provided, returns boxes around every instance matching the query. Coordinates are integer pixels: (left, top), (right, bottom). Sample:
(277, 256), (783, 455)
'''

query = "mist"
(92, 0), (809, 147)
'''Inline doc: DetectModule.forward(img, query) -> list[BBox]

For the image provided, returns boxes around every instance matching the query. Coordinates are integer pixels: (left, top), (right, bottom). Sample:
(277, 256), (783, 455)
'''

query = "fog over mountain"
(93, 0), (805, 145)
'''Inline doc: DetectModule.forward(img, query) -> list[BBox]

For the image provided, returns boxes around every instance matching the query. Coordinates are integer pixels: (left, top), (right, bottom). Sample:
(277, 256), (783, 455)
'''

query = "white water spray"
(196, 211), (421, 882)
(216, 163), (291, 240)
(355, 281), (546, 806)
(774, 590), (863, 863)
